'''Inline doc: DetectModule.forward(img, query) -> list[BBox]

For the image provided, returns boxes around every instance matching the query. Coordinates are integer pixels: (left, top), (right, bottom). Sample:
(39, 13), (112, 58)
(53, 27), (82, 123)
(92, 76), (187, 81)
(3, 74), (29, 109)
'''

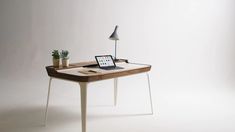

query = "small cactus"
(52, 50), (60, 59)
(60, 50), (69, 60)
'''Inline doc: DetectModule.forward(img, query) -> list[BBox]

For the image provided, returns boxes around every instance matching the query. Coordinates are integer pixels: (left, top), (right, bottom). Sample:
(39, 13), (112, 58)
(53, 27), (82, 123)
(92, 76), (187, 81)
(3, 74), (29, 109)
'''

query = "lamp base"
(114, 58), (118, 62)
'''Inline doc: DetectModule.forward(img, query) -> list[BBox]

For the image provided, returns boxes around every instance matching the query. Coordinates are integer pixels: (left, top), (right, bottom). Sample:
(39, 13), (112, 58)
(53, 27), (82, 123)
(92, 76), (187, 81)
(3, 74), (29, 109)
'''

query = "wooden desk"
(45, 60), (153, 132)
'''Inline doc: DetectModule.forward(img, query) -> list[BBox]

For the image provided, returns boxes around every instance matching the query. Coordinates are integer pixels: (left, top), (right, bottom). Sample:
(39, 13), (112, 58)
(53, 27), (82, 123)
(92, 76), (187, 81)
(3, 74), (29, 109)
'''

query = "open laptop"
(95, 55), (124, 70)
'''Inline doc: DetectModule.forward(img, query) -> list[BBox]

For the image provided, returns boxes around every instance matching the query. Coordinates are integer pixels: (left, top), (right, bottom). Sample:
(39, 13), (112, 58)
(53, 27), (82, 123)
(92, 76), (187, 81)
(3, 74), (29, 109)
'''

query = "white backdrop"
(0, 0), (235, 132)
(0, 0), (235, 83)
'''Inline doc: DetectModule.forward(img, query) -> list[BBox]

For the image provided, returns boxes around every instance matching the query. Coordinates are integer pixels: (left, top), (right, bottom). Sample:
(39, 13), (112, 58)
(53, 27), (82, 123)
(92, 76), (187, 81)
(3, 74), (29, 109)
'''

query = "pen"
(88, 70), (97, 73)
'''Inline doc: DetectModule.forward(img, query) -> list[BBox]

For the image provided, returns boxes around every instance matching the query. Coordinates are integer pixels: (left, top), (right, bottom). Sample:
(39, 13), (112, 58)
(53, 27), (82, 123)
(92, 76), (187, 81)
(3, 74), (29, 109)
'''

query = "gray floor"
(0, 75), (235, 132)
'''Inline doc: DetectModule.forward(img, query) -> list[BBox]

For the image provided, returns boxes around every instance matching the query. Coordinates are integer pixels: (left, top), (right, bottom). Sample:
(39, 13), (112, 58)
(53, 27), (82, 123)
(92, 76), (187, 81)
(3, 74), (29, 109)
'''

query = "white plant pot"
(62, 59), (69, 67)
(53, 58), (60, 67)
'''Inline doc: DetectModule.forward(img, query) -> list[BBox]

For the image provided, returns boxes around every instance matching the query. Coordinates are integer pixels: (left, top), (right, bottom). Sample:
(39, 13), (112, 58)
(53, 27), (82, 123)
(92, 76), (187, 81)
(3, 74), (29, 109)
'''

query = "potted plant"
(61, 50), (69, 67)
(52, 50), (60, 67)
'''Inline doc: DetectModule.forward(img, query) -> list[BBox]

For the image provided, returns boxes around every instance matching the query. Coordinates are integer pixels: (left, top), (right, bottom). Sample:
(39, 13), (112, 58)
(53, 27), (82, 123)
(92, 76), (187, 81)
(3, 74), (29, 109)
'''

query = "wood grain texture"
(45, 59), (151, 82)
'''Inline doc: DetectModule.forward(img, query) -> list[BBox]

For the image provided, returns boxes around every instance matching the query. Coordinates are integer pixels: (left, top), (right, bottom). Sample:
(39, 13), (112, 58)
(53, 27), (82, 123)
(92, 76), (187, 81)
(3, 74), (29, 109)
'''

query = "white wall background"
(0, 0), (235, 132)
(0, 0), (235, 83)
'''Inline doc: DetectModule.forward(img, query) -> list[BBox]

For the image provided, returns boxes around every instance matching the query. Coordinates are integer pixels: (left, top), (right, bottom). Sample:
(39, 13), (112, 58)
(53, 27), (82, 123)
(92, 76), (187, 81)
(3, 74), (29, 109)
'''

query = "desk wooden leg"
(79, 82), (87, 132)
(44, 77), (52, 126)
(146, 73), (154, 115)
(114, 78), (118, 106)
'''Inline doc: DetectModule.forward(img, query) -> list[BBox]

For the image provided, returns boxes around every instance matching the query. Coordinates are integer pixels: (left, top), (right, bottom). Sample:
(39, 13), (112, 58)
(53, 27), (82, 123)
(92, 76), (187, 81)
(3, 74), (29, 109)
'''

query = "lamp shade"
(109, 25), (119, 40)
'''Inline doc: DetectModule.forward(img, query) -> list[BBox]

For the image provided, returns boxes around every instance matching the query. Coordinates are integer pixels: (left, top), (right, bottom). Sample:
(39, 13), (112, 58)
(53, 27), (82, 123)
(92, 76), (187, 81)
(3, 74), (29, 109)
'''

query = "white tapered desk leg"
(44, 77), (52, 126)
(114, 78), (118, 106)
(79, 82), (87, 132)
(146, 73), (154, 115)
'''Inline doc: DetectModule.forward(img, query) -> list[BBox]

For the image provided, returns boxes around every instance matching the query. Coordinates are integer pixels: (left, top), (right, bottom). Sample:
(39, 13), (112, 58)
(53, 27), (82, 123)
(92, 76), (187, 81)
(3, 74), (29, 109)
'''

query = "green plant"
(52, 50), (60, 59)
(60, 50), (69, 59)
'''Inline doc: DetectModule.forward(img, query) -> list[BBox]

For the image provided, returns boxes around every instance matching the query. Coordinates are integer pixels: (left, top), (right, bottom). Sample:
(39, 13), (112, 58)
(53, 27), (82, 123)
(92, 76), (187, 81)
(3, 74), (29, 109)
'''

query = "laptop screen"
(95, 55), (116, 68)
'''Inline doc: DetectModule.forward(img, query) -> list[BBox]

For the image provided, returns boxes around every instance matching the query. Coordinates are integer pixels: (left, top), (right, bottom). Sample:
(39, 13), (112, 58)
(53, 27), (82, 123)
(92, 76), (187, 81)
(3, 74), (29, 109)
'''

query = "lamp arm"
(115, 40), (117, 60)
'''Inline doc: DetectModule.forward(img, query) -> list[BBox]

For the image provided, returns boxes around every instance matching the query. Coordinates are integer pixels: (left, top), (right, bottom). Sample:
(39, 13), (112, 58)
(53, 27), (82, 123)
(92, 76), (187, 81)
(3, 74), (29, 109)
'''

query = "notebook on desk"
(78, 69), (100, 74)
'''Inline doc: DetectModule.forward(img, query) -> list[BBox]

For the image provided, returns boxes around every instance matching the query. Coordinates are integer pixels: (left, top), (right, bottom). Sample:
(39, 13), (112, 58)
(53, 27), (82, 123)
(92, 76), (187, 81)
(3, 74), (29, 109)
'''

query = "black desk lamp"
(109, 25), (119, 61)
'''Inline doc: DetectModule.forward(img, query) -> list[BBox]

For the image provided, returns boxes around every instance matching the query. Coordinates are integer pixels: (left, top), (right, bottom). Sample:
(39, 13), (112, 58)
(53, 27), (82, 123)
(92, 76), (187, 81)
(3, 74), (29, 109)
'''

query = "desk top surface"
(46, 60), (151, 82)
